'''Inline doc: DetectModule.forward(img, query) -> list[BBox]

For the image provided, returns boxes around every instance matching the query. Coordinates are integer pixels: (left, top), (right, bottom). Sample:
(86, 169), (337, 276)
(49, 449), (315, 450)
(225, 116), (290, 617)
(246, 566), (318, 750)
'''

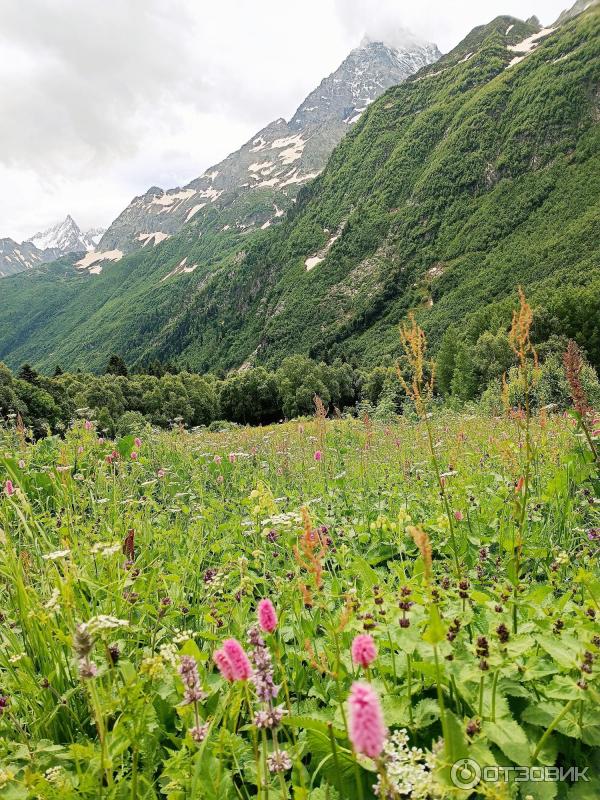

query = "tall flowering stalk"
(564, 339), (599, 465)
(248, 624), (290, 799)
(178, 655), (208, 743)
(408, 525), (453, 761)
(398, 314), (462, 578)
(294, 507), (329, 607)
(507, 288), (536, 634)
(73, 623), (111, 790)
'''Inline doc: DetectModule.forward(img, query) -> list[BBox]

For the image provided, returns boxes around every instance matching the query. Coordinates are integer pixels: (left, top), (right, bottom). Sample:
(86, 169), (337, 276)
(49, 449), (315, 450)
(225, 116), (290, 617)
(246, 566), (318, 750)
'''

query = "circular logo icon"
(451, 758), (481, 790)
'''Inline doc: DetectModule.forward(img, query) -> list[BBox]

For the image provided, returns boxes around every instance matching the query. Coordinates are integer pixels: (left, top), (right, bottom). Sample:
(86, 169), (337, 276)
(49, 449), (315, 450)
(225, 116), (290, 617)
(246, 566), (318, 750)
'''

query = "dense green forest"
(2, 323), (599, 436)
(0, 8), (598, 376)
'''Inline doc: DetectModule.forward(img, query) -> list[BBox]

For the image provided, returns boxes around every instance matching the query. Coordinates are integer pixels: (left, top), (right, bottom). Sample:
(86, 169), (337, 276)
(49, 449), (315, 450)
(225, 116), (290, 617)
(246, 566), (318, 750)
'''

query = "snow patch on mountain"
(137, 231), (171, 247)
(75, 249), (123, 271)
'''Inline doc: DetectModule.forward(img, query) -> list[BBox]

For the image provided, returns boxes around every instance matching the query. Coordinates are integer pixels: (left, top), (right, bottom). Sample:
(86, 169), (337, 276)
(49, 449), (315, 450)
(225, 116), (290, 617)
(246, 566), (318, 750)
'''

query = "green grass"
(1, 400), (599, 798)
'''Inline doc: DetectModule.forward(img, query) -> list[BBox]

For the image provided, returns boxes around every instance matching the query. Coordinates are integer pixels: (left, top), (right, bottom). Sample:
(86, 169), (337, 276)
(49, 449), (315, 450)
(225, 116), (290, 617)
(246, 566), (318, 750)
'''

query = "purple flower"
(189, 722), (209, 742)
(179, 655), (206, 706)
(79, 658), (98, 679)
(248, 626), (279, 702)
(254, 704), (287, 729)
(267, 750), (292, 773)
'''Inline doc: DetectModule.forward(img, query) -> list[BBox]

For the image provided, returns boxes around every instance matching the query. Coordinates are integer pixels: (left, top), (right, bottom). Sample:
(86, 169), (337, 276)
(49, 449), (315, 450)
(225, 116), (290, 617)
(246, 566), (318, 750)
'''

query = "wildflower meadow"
(0, 306), (599, 799)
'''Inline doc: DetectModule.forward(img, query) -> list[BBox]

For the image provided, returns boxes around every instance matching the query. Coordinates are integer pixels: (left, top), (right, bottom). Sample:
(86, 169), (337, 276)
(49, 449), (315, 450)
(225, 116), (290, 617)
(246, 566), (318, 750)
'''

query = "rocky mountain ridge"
(95, 38), (440, 259)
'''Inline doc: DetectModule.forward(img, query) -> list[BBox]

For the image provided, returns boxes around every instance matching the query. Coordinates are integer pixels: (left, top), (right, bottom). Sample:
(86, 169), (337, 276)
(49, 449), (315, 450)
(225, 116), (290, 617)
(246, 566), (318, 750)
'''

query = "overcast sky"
(0, 0), (567, 241)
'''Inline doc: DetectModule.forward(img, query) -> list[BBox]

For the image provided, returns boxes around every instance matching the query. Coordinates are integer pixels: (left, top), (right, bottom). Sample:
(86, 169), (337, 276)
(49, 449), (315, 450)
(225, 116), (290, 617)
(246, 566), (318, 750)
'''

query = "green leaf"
(443, 710), (469, 765)
(518, 779), (558, 800)
(285, 715), (345, 739)
(351, 556), (379, 587)
(422, 604), (446, 644)
(484, 719), (531, 765)
(536, 635), (580, 669)
(117, 434), (136, 459)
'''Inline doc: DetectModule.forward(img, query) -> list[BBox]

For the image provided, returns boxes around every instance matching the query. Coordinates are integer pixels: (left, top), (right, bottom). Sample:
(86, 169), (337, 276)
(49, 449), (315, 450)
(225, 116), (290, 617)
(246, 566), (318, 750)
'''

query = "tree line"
(1, 331), (599, 438)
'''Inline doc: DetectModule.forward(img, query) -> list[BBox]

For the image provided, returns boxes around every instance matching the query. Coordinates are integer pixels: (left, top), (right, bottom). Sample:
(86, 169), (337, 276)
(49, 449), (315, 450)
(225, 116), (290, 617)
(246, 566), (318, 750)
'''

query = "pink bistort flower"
(348, 681), (386, 759)
(257, 598), (278, 633)
(213, 648), (235, 681)
(351, 634), (377, 668)
(4, 480), (15, 497)
(222, 639), (253, 680)
(214, 640), (253, 682)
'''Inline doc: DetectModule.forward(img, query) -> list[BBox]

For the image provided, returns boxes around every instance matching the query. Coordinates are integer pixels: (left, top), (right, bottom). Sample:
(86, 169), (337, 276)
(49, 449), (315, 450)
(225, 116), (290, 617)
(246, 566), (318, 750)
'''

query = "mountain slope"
(95, 39), (440, 259)
(0, 10), (598, 373)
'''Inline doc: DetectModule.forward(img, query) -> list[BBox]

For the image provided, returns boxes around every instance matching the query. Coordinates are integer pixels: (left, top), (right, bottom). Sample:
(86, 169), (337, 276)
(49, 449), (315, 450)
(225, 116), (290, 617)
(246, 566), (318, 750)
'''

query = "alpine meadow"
(0, 1), (599, 799)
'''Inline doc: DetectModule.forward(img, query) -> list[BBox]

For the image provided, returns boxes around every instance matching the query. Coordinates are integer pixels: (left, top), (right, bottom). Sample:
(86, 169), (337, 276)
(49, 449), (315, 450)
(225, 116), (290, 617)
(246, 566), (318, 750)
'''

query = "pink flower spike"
(229, 453), (236, 463)
(454, 510), (464, 522)
(214, 455), (222, 465)
(131, 451), (138, 461)
(348, 681), (386, 759)
(351, 634), (377, 668)
(257, 598), (278, 633)
(213, 648), (235, 681)
(84, 420), (93, 431)
(4, 480), (14, 497)
(134, 437), (142, 449)
(314, 450), (322, 462)
(222, 639), (253, 681)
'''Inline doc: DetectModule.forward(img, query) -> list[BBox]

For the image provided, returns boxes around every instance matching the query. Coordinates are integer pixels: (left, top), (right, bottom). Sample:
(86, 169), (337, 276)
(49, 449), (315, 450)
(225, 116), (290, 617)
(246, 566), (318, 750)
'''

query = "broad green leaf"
(484, 719), (531, 765)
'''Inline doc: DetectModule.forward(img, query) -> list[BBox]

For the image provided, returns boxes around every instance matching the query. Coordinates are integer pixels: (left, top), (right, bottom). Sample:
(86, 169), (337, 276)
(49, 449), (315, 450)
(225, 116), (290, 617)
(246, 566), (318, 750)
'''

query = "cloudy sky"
(1, 0), (567, 241)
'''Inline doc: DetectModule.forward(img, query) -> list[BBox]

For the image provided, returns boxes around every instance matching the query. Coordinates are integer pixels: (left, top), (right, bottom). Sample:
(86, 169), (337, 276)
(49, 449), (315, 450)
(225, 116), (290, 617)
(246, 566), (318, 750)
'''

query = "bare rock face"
(554, 0), (599, 25)
(98, 38), (440, 254)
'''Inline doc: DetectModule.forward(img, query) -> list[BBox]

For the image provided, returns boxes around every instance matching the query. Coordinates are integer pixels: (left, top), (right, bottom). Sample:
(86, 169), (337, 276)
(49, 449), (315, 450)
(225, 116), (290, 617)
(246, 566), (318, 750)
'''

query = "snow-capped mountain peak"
(0, 216), (106, 278)
(27, 215), (103, 254)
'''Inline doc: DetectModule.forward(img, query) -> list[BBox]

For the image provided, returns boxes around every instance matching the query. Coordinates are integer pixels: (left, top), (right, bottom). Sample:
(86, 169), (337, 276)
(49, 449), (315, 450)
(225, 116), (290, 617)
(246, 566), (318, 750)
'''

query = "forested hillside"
(0, 9), (598, 374)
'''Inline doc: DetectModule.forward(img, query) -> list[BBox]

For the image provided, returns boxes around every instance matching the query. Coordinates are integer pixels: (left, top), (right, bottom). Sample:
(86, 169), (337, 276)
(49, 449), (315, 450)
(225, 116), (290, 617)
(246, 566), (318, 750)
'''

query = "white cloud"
(0, 0), (570, 240)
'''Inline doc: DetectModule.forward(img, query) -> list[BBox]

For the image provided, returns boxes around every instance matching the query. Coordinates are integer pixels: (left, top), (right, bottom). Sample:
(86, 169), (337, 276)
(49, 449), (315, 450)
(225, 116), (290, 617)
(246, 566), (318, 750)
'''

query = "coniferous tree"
(106, 354), (128, 377)
(18, 363), (39, 384)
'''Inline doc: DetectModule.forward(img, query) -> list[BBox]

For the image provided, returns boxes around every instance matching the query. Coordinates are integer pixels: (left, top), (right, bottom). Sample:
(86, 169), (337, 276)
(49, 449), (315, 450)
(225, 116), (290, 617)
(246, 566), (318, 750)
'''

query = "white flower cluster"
(159, 642), (179, 667)
(42, 549), (71, 561)
(87, 615), (129, 633)
(172, 628), (195, 644)
(90, 541), (121, 556)
(374, 730), (440, 799)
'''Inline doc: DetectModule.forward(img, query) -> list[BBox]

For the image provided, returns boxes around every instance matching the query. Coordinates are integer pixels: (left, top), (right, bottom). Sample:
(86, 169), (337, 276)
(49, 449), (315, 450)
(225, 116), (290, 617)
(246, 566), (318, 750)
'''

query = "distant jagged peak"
(25, 215), (105, 255)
